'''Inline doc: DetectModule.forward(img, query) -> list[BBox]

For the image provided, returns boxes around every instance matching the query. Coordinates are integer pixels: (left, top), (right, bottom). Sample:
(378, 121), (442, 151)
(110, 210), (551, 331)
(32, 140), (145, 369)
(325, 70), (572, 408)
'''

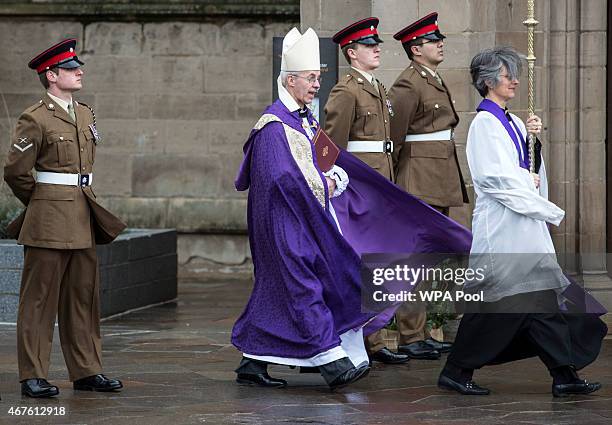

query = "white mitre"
(281, 27), (320, 72)
(277, 28), (321, 107)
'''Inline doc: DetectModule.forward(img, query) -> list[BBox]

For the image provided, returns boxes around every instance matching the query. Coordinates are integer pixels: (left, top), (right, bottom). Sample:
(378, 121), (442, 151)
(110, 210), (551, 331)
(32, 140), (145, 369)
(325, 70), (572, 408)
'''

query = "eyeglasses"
(418, 39), (443, 46)
(291, 74), (322, 85)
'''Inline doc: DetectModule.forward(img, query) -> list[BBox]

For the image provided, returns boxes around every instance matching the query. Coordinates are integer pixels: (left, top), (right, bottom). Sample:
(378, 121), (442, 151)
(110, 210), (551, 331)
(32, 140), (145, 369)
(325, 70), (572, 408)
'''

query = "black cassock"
(447, 286), (607, 372)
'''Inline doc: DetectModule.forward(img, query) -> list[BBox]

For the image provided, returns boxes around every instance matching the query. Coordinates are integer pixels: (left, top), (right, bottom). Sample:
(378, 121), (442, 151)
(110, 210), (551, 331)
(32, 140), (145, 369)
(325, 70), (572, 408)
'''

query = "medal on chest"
(386, 98), (394, 117)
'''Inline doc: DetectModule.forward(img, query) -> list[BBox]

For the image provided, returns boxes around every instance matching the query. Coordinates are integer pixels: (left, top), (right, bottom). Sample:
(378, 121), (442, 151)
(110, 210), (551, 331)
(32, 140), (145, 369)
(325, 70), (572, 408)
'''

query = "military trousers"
(17, 245), (102, 382)
(365, 305), (430, 354)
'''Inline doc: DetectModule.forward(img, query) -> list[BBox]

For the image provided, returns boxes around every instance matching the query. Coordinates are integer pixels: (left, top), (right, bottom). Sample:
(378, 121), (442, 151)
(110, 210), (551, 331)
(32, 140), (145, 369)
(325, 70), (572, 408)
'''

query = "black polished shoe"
(329, 364), (370, 390)
(552, 380), (602, 398)
(21, 378), (59, 398)
(425, 337), (453, 353)
(370, 347), (411, 364)
(73, 374), (123, 392)
(398, 341), (441, 360)
(236, 373), (287, 388)
(438, 374), (490, 395)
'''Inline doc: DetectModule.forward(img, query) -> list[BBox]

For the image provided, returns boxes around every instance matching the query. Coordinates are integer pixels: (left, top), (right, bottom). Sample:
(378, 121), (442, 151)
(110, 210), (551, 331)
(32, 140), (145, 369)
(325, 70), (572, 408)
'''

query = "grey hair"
(470, 46), (524, 97)
(280, 71), (292, 88)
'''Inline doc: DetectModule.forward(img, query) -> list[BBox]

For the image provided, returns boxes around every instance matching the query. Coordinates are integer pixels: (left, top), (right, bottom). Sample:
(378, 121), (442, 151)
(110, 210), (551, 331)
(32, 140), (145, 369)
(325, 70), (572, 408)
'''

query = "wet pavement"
(0, 280), (610, 425)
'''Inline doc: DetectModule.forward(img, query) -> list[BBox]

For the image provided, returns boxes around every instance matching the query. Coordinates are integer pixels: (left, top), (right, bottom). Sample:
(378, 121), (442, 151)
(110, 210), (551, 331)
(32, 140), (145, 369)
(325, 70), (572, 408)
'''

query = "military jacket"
(324, 68), (394, 180)
(3, 93), (125, 249)
(388, 62), (469, 207)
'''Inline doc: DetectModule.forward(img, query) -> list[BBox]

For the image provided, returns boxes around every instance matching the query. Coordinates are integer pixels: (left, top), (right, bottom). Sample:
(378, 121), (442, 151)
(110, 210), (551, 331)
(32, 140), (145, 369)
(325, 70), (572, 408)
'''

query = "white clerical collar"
(278, 78), (302, 113)
(47, 92), (72, 115)
(277, 75), (315, 139)
(352, 67), (374, 84)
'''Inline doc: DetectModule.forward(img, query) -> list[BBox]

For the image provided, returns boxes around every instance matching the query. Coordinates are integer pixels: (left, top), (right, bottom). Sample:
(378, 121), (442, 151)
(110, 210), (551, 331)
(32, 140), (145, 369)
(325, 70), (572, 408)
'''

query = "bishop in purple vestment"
(232, 27), (372, 389)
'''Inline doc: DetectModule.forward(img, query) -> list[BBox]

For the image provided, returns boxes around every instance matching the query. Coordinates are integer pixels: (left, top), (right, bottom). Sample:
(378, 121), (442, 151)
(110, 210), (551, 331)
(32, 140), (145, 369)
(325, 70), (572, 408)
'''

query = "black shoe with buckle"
(73, 374), (123, 392)
(21, 378), (59, 398)
(438, 374), (490, 395)
(552, 379), (602, 397)
(236, 373), (287, 388)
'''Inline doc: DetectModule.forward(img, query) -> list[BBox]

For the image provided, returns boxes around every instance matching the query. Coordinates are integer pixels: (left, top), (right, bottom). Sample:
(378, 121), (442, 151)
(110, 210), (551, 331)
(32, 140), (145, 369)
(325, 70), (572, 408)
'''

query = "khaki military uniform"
(388, 62), (469, 345)
(324, 68), (394, 180)
(3, 93), (125, 381)
(324, 68), (402, 354)
(389, 62), (469, 208)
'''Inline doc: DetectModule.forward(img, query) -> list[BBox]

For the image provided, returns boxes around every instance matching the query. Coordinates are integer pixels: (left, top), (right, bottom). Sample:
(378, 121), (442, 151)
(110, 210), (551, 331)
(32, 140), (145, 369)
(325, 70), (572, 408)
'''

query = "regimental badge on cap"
(28, 38), (85, 74)
(393, 12), (446, 45)
(332, 17), (384, 48)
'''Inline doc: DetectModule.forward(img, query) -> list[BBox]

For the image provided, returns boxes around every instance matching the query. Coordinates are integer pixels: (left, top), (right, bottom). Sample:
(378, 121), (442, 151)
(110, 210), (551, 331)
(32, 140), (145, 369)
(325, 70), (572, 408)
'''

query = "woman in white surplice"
(437, 47), (605, 397)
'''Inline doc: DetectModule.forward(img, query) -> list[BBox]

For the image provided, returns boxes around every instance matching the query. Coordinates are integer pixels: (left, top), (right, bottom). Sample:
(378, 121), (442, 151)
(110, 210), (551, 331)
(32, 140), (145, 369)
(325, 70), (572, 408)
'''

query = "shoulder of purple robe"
(239, 110), (327, 207)
(235, 115), (286, 191)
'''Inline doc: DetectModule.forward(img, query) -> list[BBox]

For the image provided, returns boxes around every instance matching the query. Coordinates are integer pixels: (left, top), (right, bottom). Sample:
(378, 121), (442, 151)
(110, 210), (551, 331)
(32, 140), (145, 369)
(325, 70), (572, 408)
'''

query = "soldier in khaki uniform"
(388, 13), (469, 360)
(325, 17), (394, 181)
(3, 39), (126, 398)
(324, 18), (409, 365)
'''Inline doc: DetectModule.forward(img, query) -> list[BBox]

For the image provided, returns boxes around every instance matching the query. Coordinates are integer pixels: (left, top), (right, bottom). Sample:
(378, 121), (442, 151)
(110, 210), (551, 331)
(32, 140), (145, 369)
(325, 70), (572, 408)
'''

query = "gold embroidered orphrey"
(253, 114), (326, 208)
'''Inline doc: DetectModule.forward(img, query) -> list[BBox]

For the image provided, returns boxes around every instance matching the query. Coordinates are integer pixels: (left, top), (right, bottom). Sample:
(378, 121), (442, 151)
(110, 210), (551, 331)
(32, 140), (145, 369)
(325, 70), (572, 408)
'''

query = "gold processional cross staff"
(523, 0), (539, 173)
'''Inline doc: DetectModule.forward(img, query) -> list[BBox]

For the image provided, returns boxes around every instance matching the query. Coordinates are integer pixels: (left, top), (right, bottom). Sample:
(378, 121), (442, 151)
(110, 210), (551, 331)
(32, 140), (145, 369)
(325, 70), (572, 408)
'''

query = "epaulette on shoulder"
(341, 72), (355, 83)
(75, 101), (97, 126)
(25, 100), (45, 113)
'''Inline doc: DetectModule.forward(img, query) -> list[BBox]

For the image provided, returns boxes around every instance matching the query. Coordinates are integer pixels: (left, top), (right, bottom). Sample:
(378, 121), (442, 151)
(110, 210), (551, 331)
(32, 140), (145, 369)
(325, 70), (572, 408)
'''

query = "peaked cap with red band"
(28, 38), (84, 74)
(393, 12), (446, 45)
(332, 17), (384, 48)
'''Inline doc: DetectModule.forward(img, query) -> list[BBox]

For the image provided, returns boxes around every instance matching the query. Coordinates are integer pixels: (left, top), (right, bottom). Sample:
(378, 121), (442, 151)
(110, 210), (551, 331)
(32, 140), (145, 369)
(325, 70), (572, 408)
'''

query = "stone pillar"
(548, 0), (579, 269)
(577, 0), (607, 273)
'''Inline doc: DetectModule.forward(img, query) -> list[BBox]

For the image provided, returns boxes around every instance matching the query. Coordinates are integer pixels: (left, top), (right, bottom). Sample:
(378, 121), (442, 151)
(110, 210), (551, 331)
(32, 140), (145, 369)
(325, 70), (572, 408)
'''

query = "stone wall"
(0, 2), (298, 277)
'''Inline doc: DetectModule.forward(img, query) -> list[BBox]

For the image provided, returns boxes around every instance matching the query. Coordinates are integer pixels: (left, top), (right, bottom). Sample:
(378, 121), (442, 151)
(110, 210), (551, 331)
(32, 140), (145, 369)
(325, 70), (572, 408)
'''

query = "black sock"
(550, 366), (579, 385)
(319, 357), (354, 385)
(442, 362), (473, 384)
(235, 357), (268, 375)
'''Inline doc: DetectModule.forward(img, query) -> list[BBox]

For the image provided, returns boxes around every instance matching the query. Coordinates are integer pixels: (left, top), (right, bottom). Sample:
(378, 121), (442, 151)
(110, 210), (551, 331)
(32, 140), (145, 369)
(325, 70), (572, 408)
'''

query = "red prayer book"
(313, 128), (339, 172)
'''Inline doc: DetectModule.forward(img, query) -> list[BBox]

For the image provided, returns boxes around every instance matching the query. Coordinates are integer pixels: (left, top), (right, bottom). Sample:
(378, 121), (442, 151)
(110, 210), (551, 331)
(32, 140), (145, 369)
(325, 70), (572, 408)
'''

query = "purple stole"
(477, 98), (529, 170)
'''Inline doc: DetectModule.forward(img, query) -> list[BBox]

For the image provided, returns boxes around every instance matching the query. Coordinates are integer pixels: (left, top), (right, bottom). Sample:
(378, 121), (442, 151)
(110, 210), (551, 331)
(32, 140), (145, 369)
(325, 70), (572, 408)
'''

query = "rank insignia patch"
(13, 137), (33, 153)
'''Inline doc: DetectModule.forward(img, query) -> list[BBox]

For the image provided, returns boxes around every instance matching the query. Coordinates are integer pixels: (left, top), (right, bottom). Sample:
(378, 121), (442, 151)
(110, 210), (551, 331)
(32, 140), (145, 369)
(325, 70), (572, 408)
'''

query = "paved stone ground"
(0, 281), (610, 425)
